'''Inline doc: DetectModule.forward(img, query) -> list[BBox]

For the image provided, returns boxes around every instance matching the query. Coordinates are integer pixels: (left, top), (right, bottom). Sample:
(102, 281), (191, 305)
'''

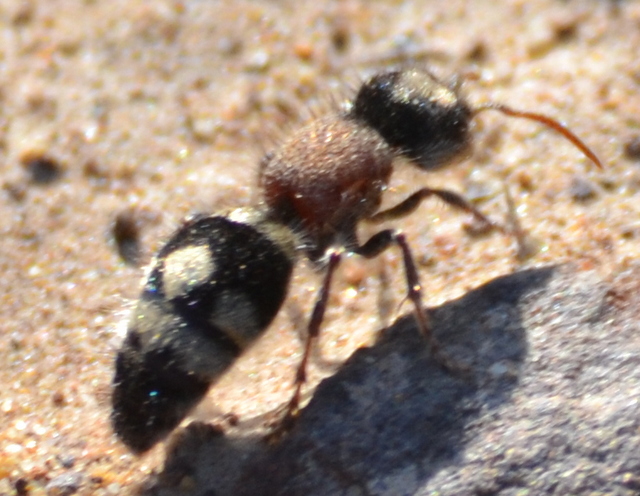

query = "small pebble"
(57, 454), (75, 469)
(624, 135), (640, 160)
(45, 472), (82, 496)
(569, 175), (598, 202)
(15, 478), (29, 496)
(113, 209), (143, 266)
(21, 154), (64, 185)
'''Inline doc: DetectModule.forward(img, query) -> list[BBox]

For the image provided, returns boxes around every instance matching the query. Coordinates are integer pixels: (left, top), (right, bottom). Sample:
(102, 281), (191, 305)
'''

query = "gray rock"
(146, 265), (640, 496)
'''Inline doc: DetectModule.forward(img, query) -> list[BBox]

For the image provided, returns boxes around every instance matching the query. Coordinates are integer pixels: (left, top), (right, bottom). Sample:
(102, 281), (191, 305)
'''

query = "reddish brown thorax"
(260, 116), (393, 255)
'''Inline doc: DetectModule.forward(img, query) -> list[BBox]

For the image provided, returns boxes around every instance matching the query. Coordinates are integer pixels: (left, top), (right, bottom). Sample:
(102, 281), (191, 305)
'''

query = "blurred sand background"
(1, 0), (639, 494)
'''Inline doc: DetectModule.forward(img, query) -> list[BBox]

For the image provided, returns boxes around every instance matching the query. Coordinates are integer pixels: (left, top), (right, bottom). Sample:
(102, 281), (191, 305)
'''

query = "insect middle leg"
(270, 250), (342, 438)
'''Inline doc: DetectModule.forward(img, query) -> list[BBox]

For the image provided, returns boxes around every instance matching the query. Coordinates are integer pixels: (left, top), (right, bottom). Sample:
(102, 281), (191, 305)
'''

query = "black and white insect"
(111, 68), (601, 454)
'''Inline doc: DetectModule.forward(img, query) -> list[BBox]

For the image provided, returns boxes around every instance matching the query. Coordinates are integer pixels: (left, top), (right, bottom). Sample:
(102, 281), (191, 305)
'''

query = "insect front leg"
(368, 186), (506, 235)
(355, 229), (460, 372)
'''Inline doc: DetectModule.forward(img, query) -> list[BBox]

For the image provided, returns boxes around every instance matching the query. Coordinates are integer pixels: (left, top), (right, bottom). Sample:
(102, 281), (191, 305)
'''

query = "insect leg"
(270, 250), (342, 437)
(368, 187), (505, 234)
(355, 229), (459, 371)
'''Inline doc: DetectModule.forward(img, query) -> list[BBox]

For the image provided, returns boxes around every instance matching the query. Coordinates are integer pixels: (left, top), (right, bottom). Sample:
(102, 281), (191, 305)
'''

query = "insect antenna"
(473, 103), (603, 169)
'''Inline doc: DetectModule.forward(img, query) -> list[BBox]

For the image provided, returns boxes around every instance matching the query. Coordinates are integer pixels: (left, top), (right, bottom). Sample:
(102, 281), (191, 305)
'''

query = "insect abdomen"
(111, 212), (295, 453)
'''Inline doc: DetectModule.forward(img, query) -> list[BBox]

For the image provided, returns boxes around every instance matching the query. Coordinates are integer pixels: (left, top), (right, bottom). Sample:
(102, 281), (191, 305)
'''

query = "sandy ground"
(0, 0), (639, 494)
